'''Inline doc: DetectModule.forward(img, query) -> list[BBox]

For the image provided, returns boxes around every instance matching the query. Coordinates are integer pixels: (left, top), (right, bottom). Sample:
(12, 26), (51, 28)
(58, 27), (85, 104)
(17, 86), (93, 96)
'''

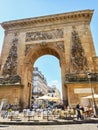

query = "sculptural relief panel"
(25, 41), (65, 56)
(70, 30), (89, 73)
(2, 36), (18, 76)
(25, 29), (64, 42)
(0, 33), (21, 84)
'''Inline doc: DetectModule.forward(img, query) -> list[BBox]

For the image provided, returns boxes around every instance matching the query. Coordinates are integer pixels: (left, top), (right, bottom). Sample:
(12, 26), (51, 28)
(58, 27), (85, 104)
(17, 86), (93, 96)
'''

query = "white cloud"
(51, 80), (58, 84)
(48, 80), (61, 90)
(48, 80), (58, 86)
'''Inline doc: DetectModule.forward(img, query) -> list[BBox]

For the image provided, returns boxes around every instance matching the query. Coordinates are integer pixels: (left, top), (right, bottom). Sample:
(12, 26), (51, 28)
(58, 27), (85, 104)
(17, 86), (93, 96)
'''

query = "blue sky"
(0, 0), (98, 95)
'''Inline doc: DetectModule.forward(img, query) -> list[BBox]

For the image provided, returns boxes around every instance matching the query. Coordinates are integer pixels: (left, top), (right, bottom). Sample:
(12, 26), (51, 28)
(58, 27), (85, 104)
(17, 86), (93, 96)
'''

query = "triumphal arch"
(0, 9), (98, 107)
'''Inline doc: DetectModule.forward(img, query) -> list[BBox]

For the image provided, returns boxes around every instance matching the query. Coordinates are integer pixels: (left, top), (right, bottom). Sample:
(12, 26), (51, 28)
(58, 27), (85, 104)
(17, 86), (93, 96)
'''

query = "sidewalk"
(0, 115), (98, 125)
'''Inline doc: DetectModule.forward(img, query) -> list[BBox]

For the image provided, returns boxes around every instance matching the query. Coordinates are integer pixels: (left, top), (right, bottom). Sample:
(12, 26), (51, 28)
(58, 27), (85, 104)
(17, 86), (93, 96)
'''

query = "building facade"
(32, 67), (48, 99)
(48, 85), (61, 99)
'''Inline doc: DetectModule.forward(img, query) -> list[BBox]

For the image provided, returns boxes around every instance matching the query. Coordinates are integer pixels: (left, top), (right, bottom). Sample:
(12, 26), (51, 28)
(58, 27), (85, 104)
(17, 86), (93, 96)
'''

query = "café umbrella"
(37, 95), (59, 102)
(37, 95), (53, 101)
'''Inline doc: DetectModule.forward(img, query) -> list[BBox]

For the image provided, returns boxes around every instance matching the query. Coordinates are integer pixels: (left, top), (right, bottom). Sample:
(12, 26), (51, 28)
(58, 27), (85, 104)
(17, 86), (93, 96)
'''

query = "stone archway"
(23, 41), (66, 107)
(0, 9), (98, 107)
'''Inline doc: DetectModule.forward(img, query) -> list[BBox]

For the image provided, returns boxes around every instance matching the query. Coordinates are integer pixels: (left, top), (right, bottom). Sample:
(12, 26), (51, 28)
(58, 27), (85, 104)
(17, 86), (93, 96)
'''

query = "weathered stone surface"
(65, 73), (98, 82)
(25, 29), (64, 42)
(70, 30), (89, 73)
(0, 75), (21, 85)
(2, 36), (18, 76)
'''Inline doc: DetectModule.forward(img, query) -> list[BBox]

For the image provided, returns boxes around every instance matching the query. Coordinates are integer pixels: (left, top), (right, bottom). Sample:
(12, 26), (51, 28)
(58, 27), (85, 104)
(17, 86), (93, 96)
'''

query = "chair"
(69, 108), (75, 117)
(59, 110), (65, 119)
(43, 110), (48, 119)
(28, 110), (35, 121)
(8, 111), (15, 121)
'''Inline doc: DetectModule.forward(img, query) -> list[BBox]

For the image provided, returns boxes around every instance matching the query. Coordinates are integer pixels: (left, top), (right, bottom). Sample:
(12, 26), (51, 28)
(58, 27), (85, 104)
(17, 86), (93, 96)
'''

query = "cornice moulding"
(1, 9), (94, 30)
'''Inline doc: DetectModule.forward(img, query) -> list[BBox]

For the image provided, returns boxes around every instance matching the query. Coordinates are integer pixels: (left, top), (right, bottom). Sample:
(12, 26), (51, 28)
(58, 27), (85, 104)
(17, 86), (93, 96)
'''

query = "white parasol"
(37, 95), (60, 102)
(37, 95), (53, 100)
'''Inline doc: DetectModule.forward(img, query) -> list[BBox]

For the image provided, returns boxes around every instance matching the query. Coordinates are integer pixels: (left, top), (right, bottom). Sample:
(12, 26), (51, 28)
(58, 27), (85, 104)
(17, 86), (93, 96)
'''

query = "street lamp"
(87, 72), (97, 117)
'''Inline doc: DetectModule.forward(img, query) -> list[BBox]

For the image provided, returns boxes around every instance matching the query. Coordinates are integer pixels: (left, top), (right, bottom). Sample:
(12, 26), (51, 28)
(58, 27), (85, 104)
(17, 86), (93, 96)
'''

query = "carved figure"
(25, 29), (64, 42)
(2, 37), (18, 76)
(56, 41), (65, 52)
(70, 30), (89, 73)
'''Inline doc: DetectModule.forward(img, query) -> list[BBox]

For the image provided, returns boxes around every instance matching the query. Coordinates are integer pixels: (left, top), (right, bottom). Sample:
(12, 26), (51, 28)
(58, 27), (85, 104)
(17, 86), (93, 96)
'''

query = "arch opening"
(24, 45), (66, 107)
(32, 55), (62, 99)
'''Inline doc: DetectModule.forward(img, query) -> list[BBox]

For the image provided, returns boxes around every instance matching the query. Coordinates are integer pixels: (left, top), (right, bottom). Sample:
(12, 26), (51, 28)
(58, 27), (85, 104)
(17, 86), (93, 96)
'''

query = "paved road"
(0, 124), (98, 130)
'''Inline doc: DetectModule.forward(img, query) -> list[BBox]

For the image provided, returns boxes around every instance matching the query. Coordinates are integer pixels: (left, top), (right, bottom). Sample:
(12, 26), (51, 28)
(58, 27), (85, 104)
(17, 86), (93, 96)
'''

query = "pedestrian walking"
(76, 104), (82, 120)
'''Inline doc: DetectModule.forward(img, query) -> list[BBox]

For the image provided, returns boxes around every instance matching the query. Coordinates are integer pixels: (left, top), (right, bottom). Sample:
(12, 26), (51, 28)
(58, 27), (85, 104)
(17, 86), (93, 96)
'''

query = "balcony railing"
(65, 73), (98, 83)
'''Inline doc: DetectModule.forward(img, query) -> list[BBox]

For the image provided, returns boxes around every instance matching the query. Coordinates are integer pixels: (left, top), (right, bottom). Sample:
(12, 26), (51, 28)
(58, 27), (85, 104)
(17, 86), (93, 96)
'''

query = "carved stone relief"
(25, 41), (65, 56)
(25, 29), (64, 42)
(56, 41), (65, 52)
(0, 33), (22, 84)
(39, 42), (48, 47)
(70, 30), (89, 73)
(0, 75), (21, 84)
(2, 35), (18, 76)
(25, 45), (32, 56)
